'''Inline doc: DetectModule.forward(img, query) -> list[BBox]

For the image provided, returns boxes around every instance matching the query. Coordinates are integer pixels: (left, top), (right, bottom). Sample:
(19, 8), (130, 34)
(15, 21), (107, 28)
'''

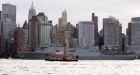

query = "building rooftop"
(37, 12), (45, 16)
(22, 20), (28, 29)
(79, 21), (94, 25)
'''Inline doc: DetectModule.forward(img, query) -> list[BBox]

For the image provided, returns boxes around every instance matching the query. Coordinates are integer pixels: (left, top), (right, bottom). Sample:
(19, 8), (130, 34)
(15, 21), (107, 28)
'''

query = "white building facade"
(40, 23), (51, 46)
(78, 21), (95, 48)
(37, 12), (51, 47)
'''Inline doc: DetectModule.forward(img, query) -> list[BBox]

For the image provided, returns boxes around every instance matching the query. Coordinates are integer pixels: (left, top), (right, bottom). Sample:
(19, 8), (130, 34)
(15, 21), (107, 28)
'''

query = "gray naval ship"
(17, 46), (136, 60)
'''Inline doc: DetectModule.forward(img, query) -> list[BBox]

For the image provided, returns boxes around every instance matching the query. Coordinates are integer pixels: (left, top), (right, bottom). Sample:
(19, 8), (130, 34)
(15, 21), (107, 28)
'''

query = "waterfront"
(0, 59), (140, 75)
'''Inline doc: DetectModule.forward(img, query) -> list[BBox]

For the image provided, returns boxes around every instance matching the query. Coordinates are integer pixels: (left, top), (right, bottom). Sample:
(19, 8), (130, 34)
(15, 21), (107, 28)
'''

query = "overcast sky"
(1, 0), (140, 33)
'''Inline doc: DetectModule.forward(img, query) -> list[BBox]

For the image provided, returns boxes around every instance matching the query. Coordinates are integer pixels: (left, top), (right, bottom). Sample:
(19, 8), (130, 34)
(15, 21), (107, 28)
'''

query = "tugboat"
(45, 31), (78, 61)
(46, 54), (78, 61)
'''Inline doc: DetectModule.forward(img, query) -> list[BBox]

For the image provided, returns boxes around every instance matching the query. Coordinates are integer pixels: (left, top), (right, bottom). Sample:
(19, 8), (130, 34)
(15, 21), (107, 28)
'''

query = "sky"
(1, 0), (140, 33)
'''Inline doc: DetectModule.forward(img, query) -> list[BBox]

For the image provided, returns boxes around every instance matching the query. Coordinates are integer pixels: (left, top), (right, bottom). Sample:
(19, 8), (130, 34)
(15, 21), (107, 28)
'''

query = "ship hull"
(17, 52), (47, 60)
(17, 52), (136, 60)
(77, 55), (136, 60)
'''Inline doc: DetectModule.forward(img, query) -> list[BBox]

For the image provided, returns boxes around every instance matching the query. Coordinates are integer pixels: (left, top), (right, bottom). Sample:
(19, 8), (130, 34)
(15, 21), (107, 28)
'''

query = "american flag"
(56, 50), (64, 55)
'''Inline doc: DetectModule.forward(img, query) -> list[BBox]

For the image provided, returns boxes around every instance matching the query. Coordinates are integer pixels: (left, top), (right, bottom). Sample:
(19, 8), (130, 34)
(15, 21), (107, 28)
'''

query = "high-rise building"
(22, 21), (28, 51)
(53, 9), (68, 46)
(127, 23), (132, 46)
(0, 11), (1, 20)
(2, 3), (16, 22)
(28, 2), (38, 51)
(1, 3), (16, 57)
(65, 22), (75, 48)
(78, 21), (95, 48)
(14, 26), (24, 53)
(103, 17), (122, 53)
(1, 3), (16, 39)
(0, 11), (1, 33)
(92, 13), (99, 46)
(51, 24), (58, 45)
(28, 16), (39, 51)
(127, 17), (140, 56)
(37, 12), (48, 23)
(122, 34), (127, 52)
(62, 9), (67, 26)
(99, 29), (104, 49)
(129, 17), (140, 46)
(0, 34), (4, 57)
(37, 12), (51, 47)
(58, 18), (63, 32)
(28, 2), (36, 21)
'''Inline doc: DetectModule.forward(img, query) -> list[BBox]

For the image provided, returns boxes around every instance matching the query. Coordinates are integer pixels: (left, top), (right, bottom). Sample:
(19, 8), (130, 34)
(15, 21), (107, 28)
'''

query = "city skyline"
(1, 0), (140, 33)
(0, 1), (139, 60)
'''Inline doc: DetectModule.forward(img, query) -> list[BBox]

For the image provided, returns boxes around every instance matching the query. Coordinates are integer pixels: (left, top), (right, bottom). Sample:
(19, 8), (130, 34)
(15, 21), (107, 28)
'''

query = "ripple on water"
(0, 60), (140, 75)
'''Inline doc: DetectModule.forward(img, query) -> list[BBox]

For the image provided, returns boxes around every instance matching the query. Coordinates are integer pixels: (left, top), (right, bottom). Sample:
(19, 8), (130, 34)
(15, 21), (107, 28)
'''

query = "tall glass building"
(78, 21), (95, 48)
(1, 3), (16, 39)
(103, 17), (122, 51)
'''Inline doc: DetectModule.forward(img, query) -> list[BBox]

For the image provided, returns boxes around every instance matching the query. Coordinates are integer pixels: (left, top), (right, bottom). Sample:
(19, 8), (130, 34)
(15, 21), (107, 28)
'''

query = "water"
(0, 59), (140, 75)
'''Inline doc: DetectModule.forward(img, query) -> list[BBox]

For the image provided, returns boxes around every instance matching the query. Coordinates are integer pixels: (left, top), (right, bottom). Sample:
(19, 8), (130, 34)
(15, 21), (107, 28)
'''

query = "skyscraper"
(62, 9), (67, 26)
(103, 16), (122, 53)
(28, 16), (39, 51)
(37, 12), (51, 47)
(2, 3), (16, 22)
(0, 11), (1, 33)
(28, 2), (36, 21)
(129, 17), (140, 46)
(0, 10), (2, 53)
(28, 2), (39, 51)
(37, 12), (48, 23)
(78, 21), (95, 48)
(92, 13), (99, 46)
(0, 11), (1, 20)
(58, 18), (63, 32)
(1, 3), (16, 39)
(53, 9), (68, 46)
(22, 21), (28, 51)
(1, 3), (16, 57)
(127, 23), (132, 46)
(57, 9), (68, 32)
(14, 25), (24, 53)
(127, 17), (140, 56)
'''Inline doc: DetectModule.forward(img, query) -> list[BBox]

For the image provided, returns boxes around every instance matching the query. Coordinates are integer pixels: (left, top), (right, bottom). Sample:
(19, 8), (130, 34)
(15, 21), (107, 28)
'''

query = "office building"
(103, 17), (122, 53)
(1, 3), (16, 39)
(37, 12), (51, 47)
(22, 21), (28, 51)
(62, 9), (67, 26)
(28, 16), (39, 51)
(92, 13), (99, 46)
(127, 17), (140, 56)
(78, 21), (95, 48)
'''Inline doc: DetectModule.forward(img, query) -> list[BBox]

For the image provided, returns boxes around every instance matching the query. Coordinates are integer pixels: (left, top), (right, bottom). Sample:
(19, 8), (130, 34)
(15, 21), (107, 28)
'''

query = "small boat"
(45, 54), (78, 61)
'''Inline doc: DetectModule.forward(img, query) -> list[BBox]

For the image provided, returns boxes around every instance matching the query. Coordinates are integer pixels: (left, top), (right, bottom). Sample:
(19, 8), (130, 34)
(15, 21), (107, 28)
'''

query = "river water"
(0, 59), (140, 75)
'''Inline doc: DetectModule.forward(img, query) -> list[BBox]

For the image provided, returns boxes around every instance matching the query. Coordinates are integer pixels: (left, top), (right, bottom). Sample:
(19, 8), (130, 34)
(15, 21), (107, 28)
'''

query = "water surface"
(0, 59), (140, 75)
